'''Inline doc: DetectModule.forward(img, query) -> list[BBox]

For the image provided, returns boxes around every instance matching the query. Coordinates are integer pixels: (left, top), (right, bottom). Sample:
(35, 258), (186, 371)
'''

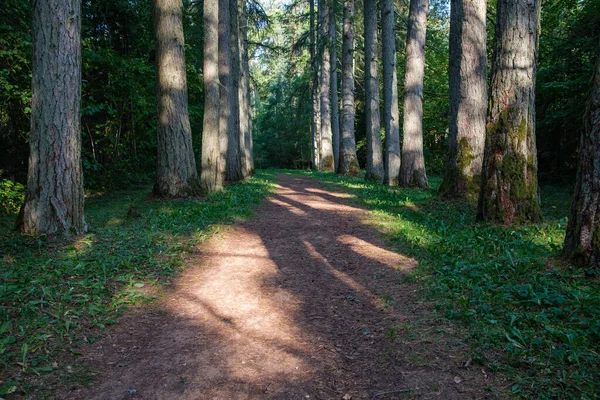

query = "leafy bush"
(0, 179), (24, 215)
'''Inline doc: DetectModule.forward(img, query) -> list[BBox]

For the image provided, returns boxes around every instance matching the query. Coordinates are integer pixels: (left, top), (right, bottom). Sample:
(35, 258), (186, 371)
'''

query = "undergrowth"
(296, 170), (599, 399)
(0, 171), (276, 397)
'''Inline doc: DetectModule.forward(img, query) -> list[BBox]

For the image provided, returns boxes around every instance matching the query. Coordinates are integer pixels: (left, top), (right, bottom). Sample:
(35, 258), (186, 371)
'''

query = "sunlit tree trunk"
(319, 0), (335, 171)
(439, 0), (487, 198)
(338, 0), (360, 176)
(239, 0), (253, 176)
(218, 0), (234, 182)
(400, 0), (428, 188)
(19, 0), (86, 235)
(153, 0), (199, 197)
(227, 0), (243, 181)
(364, 0), (384, 182)
(201, 0), (223, 192)
(330, 1), (340, 170)
(477, 0), (542, 224)
(563, 45), (600, 269)
(311, 0), (321, 170)
(382, 0), (400, 185)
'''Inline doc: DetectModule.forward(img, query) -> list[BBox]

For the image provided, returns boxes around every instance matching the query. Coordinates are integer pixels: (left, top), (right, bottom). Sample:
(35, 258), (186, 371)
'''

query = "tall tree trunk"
(311, 0), (321, 170)
(563, 44), (600, 269)
(201, 0), (223, 192)
(400, 0), (428, 188)
(330, 0), (341, 170)
(439, 0), (487, 198)
(239, 0), (253, 176)
(227, 0), (243, 181)
(477, 0), (542, 224)
(153, 0), (199, 197)
(338, 0), (360, 176)
(382, 0), (400, 185)
(219, 0), (234, 182)
(364, 0), (384, 182)
(319, 0), (335, 171)
(20, 0), (86, 235)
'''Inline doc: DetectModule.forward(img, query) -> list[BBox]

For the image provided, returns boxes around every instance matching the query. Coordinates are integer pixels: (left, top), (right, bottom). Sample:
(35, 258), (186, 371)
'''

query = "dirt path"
(62, 174), (500, 399)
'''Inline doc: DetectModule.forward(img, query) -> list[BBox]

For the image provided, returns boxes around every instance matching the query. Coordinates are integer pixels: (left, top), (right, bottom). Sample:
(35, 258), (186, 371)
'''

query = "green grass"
(293, 170), (600, 399)
(0, 171), (277, 397)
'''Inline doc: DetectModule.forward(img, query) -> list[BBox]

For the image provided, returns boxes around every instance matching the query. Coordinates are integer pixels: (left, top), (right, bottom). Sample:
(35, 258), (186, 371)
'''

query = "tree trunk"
(382, 0), (400, 185)
(364, 0), (384, 182)
(477, 0), (542, 224)
(563, 44), (600, 269)
(319, 0), (335, 171)
(338, 0), (360, 176)
(239, 0), (253, 176)
(218, 0), (234, 182)
(330, 0), (341, 170)
(20, 0), (86, 235)
(227, 0), (243, 182)
(201, 0), (223, 192)
(400, 0), (428, 188)
(153, 0), (199, 197)
(311, 0), (321, 170)
(439, 0), (487, 198)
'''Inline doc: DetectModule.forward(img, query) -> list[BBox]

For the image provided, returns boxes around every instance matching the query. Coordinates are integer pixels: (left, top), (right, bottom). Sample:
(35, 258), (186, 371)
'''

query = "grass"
(292, 170), (600, 399)
(0, 171), (277, 397)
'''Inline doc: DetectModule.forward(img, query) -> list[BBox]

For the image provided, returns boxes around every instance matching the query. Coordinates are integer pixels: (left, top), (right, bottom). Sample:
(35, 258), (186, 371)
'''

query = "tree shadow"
(61, 173), (504, 399)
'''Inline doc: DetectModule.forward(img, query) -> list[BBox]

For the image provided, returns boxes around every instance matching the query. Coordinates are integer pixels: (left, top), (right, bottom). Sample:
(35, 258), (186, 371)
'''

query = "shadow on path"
(62, 174), (500, 399)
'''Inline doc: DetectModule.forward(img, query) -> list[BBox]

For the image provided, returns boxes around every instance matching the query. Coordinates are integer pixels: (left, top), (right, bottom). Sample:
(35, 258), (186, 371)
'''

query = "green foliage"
(297, 171), (599, 398)
(0, 171), (276, 397)
(537, 0), (600, 180)
(0, 178), (24, 215)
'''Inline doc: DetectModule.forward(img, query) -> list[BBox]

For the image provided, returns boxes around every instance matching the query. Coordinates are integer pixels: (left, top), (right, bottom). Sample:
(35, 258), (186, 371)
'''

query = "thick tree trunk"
(382, 0), (400, 185)
(330, 1), (341, 170)
(439, 0), (487, 198)
(201, 0), (223, 192)
(400, 0), (428, 188)
(364, 0), (384, 182)
(20, 0), (86, 235)
(311, 0), (321, 170)
(218, 0), (234, 182)
(477, 0), (542, 224)
(338, 0), (360, 176)
(239, 0), (253, 176)
(227, 0), (243, 182)
(319, 0), (335, 171)
(153, 0), (199, 197)
(563, 45), (600, 269)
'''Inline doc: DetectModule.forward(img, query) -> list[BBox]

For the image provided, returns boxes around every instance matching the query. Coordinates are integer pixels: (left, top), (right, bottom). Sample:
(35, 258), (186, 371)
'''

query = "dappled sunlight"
(163, 225), (313, 387)
(302, 239), (370, 295)
(304, 187), (354, 198)
(337, 234), (416, 271)
(268, 197), (307, 216)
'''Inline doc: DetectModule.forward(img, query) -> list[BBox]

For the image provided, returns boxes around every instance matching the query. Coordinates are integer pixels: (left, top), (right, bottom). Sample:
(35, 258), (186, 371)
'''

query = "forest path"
(63, 174), (498, 399)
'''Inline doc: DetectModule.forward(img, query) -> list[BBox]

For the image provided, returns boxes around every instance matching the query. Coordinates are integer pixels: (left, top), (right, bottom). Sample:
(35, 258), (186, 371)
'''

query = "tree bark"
(477, 0), (542, 224)
(439, 0), (487, 198)
(400, 0), (428, 188)
(201, 0), (223, 192)
(338, 0), (360, 176)
(218, 0), (234, 182)
(364, 0), (384, 182)
(227, 0), (243, 182)
(153, 0), (199, 197)
(239, 0), (253, 176)
(20, 0), (86, 235)
(563, 44), (600, 269)
(382, 0), (400, 185)
(330, 0), (341, 170)
(311, 0), (321, 170)
(319, 0), (335, 171)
